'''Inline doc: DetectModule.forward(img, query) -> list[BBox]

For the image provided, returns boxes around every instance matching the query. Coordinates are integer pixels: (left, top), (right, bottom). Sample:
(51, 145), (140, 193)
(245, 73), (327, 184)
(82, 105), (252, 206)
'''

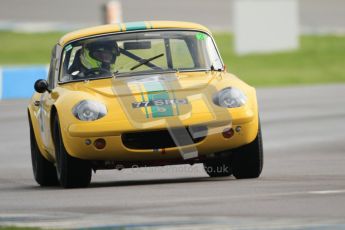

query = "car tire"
(203, 157), (232, 177)
(53, 115), (91, 188)
(231, 124), (263, 179)
(29, 119), (59, 186)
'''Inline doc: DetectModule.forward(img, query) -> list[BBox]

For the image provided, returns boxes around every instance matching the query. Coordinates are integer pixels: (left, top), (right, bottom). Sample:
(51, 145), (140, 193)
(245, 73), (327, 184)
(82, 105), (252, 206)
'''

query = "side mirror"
(34, 79), (49, 93)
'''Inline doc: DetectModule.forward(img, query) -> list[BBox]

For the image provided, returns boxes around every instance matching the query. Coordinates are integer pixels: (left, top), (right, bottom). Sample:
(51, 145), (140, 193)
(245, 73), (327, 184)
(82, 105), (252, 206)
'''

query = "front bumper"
(62, 110), (259, 161)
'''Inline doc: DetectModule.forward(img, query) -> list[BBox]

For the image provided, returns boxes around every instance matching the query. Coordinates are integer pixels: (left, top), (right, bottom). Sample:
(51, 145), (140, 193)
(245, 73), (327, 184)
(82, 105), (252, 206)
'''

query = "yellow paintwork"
(28, 21), (259, 165)
(59, 21), (211, 46)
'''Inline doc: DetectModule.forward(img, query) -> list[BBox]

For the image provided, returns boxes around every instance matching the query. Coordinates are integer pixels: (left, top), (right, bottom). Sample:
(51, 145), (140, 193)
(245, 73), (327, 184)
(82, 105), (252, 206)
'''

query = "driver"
(77, 40), (119, 77)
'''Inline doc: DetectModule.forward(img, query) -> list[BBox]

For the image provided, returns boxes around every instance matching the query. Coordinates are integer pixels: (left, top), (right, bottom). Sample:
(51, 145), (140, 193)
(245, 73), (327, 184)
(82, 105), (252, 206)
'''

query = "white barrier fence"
(233, 0), (299, 55)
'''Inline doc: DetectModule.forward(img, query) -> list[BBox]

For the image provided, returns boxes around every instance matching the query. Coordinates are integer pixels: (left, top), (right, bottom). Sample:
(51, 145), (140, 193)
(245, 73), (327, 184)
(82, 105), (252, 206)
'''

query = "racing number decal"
(132, 99), (188, 108)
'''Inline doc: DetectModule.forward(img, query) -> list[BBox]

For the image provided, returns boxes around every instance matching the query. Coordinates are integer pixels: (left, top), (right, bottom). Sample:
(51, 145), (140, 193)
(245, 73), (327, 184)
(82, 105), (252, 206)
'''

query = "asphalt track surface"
(0, 84), (345, 229)
(0, 0), (345, 33)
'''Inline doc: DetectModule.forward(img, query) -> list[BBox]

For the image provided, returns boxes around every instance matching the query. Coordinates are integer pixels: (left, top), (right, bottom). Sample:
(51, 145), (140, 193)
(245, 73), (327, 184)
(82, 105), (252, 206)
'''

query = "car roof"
(58, 21), (211, 46)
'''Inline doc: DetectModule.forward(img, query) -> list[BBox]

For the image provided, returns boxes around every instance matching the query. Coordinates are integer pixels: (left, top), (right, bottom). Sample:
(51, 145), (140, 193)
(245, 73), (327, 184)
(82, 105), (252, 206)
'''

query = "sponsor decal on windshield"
(196, 32), (206, 40)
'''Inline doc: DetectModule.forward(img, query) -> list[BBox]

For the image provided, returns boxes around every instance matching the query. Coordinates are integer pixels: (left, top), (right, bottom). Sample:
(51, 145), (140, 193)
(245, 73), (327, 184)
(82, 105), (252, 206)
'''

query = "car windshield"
(59, 30), (223, 82)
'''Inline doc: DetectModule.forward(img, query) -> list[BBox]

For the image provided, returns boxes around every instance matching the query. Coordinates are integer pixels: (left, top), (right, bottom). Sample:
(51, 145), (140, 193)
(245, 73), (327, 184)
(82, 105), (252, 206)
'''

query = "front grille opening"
(122, 126), (207, 150)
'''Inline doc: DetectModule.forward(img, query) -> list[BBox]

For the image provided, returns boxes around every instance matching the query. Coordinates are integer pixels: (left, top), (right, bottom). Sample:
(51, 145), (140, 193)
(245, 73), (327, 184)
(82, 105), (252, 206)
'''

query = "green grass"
(0, 31), (344, 86)
(0, 31), (63, 65)
(215, 33), (345, 86)
(0, 227), (40, 230)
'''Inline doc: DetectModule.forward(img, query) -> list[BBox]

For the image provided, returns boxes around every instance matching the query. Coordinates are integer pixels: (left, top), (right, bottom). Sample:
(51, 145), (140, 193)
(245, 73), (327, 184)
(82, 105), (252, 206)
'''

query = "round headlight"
(72, 100), (107, 121)
(213, 87), (247, 108)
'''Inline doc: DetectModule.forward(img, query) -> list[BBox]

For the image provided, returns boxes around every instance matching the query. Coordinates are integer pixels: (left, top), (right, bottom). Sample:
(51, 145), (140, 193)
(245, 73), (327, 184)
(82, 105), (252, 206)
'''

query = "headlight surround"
(72, 100), (107, 121)
(213, 87), (247, 108)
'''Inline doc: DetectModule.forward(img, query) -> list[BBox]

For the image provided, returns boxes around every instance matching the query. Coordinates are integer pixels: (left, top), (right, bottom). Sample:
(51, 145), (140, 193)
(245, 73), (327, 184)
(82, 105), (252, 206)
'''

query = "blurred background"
(1, 1), (345, 229)
(0, 0), (345, 99)
(1, 0), (345, 33)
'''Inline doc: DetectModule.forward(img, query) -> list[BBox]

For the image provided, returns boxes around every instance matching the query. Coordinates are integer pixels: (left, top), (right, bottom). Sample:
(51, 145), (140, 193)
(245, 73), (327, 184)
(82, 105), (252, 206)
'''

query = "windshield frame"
(57, 29), (224, 85)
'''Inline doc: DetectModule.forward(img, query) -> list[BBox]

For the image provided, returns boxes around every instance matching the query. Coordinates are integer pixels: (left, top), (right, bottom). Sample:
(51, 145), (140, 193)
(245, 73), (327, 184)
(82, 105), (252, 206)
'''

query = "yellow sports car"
(28, 21), (263, 188)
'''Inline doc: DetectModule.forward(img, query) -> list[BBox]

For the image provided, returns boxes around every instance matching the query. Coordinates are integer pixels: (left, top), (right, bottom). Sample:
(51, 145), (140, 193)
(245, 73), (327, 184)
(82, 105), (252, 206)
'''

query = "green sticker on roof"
(125, 21), (147, 31)
(65, 44), (73, 52)
(196, 32), (206, 40)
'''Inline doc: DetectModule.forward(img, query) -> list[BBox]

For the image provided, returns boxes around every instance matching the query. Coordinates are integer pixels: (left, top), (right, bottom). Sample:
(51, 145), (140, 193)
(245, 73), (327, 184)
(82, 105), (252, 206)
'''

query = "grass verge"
(0, 227), (40, 230)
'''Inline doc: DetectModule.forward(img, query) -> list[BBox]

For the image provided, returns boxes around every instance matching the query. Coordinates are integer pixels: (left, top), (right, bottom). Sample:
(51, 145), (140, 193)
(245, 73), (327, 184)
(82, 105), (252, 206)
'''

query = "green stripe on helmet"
(80, 48), (117, 72)
(80, 49), (101, 69)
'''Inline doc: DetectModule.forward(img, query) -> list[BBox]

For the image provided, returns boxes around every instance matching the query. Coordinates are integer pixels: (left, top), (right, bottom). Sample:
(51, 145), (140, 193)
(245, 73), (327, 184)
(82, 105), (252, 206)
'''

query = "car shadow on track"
(6, 176), (239, 190)
(88, 176), (236, 189)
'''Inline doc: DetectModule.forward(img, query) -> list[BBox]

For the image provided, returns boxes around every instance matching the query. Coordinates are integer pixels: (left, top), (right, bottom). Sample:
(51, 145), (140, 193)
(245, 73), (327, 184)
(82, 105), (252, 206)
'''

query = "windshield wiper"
(130, 53), (164, 71)
(113, 69), (178, 78)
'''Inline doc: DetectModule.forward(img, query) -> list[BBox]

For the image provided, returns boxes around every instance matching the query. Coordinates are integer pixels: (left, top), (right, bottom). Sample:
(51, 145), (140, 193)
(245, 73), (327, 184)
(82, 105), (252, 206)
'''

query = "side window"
(68, 47), (82, 69)
(47, 44), (62, 89)
(60, 46), (82, 82)
(47, 46), (57, 89)
(170, 39), (194, 69)
(205, 37), (223, 70)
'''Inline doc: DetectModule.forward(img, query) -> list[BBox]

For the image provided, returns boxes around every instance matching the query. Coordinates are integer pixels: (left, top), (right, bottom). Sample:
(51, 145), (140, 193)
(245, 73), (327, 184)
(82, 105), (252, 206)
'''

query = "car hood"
(76, 72), (218, 97)
(62, 71), (244, 121)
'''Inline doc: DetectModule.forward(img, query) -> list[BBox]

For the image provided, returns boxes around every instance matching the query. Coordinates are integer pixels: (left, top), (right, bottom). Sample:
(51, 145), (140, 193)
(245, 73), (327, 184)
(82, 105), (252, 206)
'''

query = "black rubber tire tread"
(203, 157), (232, 177)
(53, 115), (91, 188)
(231, 125), (264, 179)
(29, 118), (59, 186)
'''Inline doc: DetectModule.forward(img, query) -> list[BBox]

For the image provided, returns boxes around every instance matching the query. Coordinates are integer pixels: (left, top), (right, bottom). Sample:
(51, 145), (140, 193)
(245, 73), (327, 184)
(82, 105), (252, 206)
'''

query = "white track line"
(308, 189), (345, 195)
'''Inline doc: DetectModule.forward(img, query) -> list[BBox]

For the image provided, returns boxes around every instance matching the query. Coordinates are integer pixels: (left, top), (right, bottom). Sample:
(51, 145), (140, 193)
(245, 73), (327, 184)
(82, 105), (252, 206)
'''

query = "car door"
(38, 44), (62, 154)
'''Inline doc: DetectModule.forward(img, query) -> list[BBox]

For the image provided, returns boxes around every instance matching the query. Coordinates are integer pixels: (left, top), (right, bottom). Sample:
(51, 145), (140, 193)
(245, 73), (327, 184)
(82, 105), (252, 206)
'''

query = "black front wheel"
(29, 118), (58, 186)
(53, 115), (91, 188)
(231, 125), (264, 179)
